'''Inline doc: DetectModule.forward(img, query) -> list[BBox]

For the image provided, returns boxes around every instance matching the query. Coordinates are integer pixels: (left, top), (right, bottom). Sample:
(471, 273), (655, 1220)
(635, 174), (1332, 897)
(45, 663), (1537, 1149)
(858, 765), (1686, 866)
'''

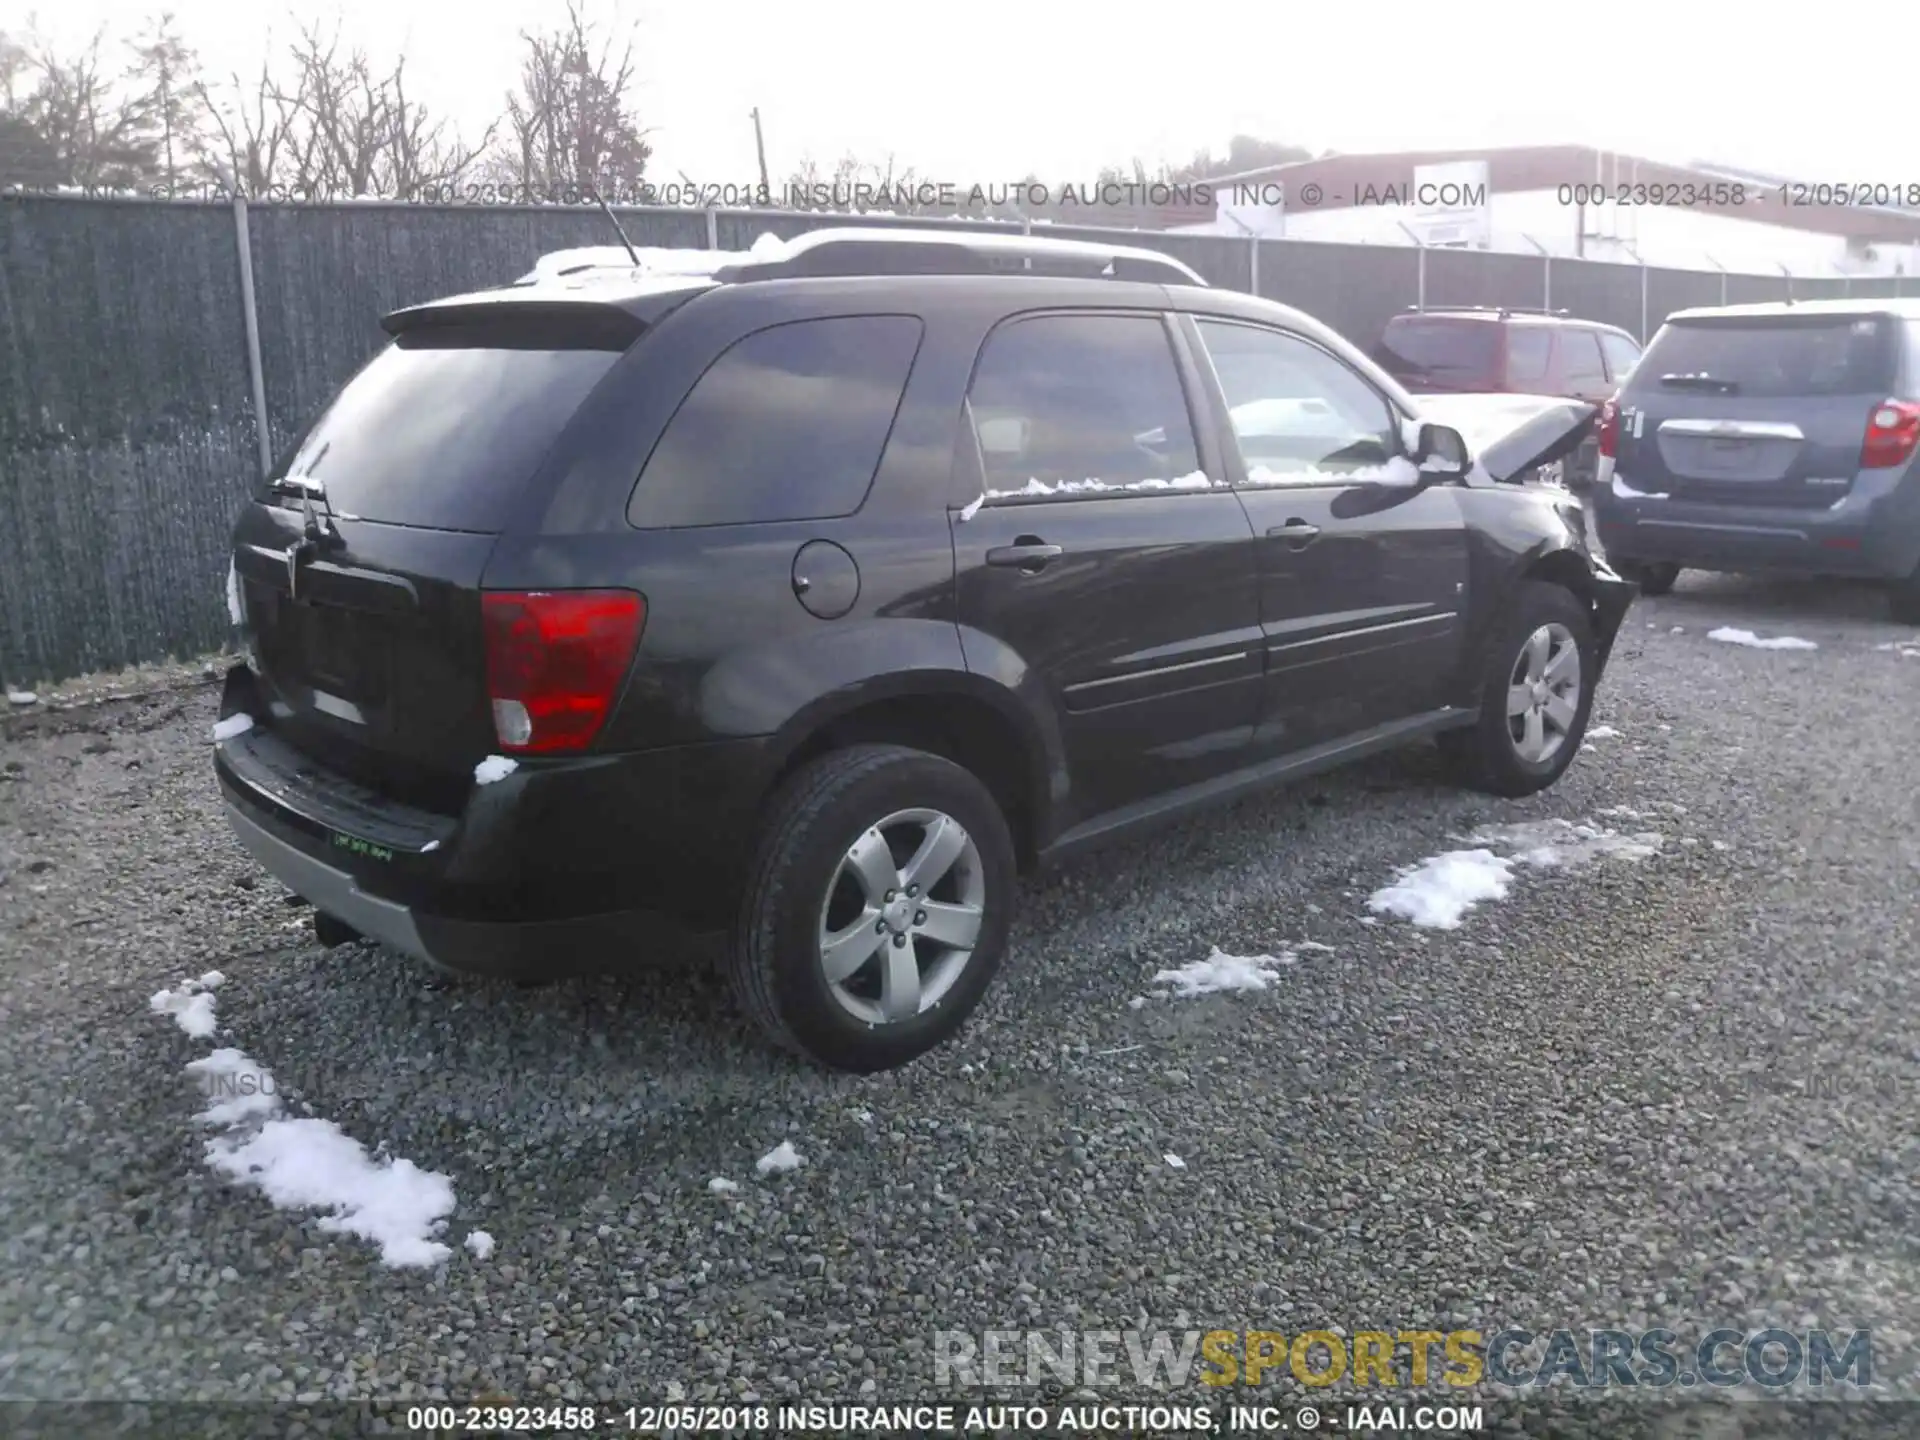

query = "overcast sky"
(18, 0), (1906, 188)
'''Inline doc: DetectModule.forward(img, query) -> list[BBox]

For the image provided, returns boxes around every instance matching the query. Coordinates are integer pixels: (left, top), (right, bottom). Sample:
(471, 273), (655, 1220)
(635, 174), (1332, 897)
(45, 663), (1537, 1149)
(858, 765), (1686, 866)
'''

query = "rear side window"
(1561, 330), (1608, 388)
(1375, 319), (1499, 384)
(1507, 328), (1552, 389)
(629, 316), (922, 528)
(1635, 315), (1897, 398)
(1599, 331), (1642, 382)
(271, 331), (623, 532)
(967, 314), (1199, 491)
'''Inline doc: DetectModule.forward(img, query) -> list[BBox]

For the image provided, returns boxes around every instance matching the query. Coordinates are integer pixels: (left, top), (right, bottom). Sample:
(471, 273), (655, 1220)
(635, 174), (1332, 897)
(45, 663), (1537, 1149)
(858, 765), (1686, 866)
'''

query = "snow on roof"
(518, 231), (791, 284)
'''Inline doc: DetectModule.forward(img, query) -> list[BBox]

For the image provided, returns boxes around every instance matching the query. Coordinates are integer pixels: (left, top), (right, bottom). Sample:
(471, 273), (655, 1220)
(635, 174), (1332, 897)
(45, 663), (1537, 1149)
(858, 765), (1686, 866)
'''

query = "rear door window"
(1507, 328), (1553, 389)
(966, 314), (1200, 494)
(629, 315), (923, 528)
(271, 330), (625, 533)
(1375, 319), (1499, 385)
(1599, 331), (1642, 383)
(1561, 330), (1609, 389)
(1634, 315), (1897, 398)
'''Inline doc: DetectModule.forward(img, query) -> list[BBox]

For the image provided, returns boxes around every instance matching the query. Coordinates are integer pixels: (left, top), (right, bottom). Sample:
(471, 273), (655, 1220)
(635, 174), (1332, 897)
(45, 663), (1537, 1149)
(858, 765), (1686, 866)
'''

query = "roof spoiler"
(380, 292), (648, 348)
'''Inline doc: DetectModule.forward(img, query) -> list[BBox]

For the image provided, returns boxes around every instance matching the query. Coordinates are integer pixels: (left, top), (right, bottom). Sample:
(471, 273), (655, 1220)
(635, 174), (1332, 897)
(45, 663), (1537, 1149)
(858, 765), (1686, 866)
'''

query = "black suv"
(216, 228), (1634, 1073)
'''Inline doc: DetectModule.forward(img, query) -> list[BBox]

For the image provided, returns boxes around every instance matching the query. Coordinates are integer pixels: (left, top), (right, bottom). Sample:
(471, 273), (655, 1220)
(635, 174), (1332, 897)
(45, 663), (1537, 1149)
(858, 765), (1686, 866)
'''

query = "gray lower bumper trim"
(224, 801), (431, 963)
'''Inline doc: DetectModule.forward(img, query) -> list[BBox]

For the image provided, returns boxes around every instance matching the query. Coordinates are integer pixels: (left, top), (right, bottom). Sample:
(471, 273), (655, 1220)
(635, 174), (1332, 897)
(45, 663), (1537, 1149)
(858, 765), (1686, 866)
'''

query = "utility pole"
(750, 108), (770, 198)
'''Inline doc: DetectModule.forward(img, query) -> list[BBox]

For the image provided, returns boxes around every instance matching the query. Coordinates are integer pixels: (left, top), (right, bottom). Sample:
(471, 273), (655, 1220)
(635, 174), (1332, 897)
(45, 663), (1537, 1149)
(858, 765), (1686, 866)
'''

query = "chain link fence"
(1, 194), (1912, 685)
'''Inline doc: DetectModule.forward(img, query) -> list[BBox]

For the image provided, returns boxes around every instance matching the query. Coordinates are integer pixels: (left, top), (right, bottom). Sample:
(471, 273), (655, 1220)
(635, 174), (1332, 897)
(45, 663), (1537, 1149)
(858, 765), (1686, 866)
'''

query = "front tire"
(1441, 581), (1598, 798)
(1614, 560), (1680, 597)
(725, 743), (1015, 1073)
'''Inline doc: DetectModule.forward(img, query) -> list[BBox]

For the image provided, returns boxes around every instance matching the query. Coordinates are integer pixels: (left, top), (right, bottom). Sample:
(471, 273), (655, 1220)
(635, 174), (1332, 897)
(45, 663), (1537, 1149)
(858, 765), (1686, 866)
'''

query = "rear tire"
(725, 743), (1015, 1073)
(1890, 566), (1920, 625)
(1441, 581), (1598, 798)
(1614, 560), (1680, 597)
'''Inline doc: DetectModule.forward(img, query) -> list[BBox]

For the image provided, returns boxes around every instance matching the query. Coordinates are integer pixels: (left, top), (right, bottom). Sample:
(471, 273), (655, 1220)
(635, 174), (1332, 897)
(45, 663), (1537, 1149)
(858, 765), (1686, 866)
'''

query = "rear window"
(628, 316), (922, 528)
(269, 330), (623, 532)
(1634, 315), (1898, 399)
(1376, 319), (1500, 383)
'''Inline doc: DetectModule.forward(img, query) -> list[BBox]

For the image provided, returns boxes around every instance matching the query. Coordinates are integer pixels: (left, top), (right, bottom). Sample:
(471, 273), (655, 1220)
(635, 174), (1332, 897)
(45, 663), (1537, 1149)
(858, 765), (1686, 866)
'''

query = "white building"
(1179, 146), (1920, 279)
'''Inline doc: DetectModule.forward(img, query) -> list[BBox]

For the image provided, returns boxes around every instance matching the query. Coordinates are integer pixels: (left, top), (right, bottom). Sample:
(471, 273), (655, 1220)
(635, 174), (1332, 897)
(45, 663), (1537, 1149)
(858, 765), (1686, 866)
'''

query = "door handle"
(1267, 520), (1321, 544)
(986, 540), (1064, 571)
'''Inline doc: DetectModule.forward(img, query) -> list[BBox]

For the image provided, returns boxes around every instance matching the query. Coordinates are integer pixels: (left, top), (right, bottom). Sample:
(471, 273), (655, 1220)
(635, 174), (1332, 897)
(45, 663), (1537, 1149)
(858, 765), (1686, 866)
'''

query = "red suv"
(1373, 308), (1644, 487)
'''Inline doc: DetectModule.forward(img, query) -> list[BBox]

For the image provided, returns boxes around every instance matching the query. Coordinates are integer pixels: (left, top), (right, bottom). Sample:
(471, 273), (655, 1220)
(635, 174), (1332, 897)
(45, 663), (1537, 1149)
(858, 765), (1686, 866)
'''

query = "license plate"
(331, 831), (394, 863)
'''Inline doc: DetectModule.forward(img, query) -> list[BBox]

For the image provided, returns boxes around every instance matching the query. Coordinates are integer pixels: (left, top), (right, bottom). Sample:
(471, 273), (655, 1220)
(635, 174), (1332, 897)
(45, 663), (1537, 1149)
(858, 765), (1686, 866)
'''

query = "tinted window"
(630, 316), (922, 528)
(967, 315), (1199, 491)
(272, 332), (622, 532)
(1197, 320), (1398, 479)
(1507, 328), (1553, 389)
(1562, 330), (1608, 387)
(1375, 319), (1499, 384)
(1635, 315), (1897, 398)
(1599, 331), (1642, 382)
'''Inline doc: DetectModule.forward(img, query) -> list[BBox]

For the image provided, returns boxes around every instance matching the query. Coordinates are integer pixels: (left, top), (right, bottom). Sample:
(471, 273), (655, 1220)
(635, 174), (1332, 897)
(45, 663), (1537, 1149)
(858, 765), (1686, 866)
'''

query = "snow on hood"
(517, 231), (791, 284)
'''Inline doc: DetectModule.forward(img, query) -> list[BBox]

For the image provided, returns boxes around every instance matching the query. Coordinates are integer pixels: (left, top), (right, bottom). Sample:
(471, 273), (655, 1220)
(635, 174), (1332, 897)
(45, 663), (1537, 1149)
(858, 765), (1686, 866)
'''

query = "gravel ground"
(3, 574), (1919, 1436)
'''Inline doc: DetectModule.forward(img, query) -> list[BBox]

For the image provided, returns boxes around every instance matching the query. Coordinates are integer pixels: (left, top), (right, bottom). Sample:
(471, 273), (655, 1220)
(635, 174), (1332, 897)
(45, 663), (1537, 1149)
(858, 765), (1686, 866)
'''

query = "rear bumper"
(213, 665), (769, 976)
(1591, 466), (1920, 579)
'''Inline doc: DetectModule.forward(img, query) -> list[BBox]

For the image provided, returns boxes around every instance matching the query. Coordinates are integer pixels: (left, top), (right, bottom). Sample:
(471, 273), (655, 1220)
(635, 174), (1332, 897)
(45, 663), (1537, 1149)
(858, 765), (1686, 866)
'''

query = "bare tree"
(193, 47), (309, 195)
(121, 12), (207, 188)
(190, 23), (484, 199)
(17, 27), (156, 186)
(499, 1), (651, 197)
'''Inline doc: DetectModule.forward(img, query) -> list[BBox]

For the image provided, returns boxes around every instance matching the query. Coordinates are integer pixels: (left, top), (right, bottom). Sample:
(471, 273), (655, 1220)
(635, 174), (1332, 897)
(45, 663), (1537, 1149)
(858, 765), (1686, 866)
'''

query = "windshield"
(1376, 319), (1501, 382)
(1637, 315), (1897, 398)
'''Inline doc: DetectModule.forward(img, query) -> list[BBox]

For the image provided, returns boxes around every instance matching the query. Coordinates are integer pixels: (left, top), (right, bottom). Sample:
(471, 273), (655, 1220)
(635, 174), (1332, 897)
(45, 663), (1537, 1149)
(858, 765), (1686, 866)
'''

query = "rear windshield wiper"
(1657, 373), (1741, 394)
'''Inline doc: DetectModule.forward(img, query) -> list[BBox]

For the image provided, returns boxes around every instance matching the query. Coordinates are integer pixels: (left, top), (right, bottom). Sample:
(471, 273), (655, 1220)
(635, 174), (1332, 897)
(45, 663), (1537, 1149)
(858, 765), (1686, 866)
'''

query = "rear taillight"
(1596, 396), (1621, 459)
(481, 590), (646, 754)
(1862, 399), (1920, 469)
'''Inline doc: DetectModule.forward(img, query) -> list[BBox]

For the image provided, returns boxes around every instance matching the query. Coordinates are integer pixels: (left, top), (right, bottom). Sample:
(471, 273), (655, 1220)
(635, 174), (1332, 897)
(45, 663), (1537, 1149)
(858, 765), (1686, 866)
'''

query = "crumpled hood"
(1413, 393), (1599, 483)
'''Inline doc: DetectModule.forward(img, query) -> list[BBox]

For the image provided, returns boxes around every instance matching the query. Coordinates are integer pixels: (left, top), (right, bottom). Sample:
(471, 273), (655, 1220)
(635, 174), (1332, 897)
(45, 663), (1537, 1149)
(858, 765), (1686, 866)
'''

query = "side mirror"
(1412, 422), (1471, 479)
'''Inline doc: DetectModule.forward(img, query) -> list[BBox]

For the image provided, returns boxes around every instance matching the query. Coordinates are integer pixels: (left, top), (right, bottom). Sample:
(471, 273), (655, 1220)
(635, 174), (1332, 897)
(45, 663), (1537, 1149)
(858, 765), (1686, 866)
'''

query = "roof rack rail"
(1405, 304), (1572, 318)
(712, 226), (1208, 287)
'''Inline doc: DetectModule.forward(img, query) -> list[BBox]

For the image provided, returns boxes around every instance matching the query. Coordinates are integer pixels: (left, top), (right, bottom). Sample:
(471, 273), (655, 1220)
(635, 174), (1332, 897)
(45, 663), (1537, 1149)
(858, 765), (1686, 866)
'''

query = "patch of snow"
(465, 1230), (495, 1259)
(211, 714), (254, 742)
(1127, 996), (1149, 1009)
(1708, 627), (1818, 651)
(1246, 458), (1420, 488)
(474, 755), (518, 785)
(956, 495), (985, 522)
(7, 689), (37, 706)
(1874, 642), (1920, 658)
(1670, 626), (1685, 635)
(1468, 818), (1664, 868)
(150, 978), (220, 1039)
(518, 232), (789, 284)
(1358, 915), (1380, 926)
(183, 1048), (455, 1268)
(1296, 940), (1336, 953)
(1150, 947), (1297, 998)
(755, 1140), (804, 1176)
(226, 559), (243, 626)
(708, 1177), (740, 1194)
(1585, 725), (1622, 740)
(1367, 850), (1513, 929)
(419, 840), (439, 853)
(1611, 474), (1668, 500)
(1163, 1153), (1186, 1170)
(850, 1108), (873, 1125)
(198, 970), (227, 989)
